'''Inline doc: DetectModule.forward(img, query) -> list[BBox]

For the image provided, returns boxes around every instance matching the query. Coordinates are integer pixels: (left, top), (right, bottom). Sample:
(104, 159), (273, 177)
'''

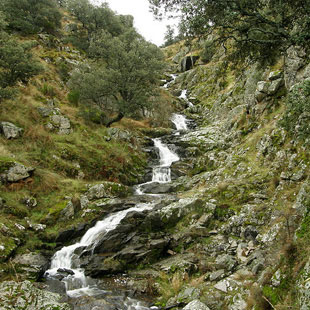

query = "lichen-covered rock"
(297, 258), (310, 310)
(285, 46), (306, 89)
(60, 200), (75, 219)
(1, 162), (34, 182)
(47, 115), (72, 135)
(86, 182), (131, 200)
(0, 122), (23, 139)
(0, 281), (70, 310)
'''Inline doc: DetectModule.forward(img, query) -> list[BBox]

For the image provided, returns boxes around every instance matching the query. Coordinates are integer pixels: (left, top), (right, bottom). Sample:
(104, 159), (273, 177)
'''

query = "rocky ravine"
(2, 43), (310, 310)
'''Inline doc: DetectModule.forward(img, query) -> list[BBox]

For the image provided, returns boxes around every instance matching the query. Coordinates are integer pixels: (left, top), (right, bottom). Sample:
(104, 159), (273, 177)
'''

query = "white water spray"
(171, 114), (188, 131)
(46, 203), (153, 298)
(179, 89), (194, 107)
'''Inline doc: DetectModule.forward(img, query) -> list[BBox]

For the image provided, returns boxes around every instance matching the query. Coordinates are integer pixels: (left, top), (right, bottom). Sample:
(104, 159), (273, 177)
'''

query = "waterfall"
(151, 138), (179, 183)
(45, 203), (153, 299)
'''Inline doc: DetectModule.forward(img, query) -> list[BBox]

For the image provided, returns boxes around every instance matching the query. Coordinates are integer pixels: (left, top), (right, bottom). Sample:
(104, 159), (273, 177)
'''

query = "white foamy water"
(179, 89), (194, 107)
(171, 113), (188, 131)
(135, 138), (180, 194)
(46, 203), (153, 299)
(162, 74), (177, 88)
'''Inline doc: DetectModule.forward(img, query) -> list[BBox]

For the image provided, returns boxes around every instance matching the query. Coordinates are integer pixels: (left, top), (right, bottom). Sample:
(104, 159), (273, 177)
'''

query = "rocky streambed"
(40, 112), (195, 309)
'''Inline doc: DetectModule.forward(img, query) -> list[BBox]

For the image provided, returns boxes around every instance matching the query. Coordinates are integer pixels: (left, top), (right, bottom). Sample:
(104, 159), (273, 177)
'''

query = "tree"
(66, 0), (125, 49)
(0, 12), (42, 102)
(69, 29), (165, 126)
(1, 0), (61, 35)
(163, 25), (175, 47)
(149, 0), (310, 60)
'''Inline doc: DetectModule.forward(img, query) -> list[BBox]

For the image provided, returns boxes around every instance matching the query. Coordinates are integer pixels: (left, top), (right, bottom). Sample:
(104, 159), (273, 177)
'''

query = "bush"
(1, 0), (61, 35)
(67, 90), (80, 106)
(280, 80), (310, 141)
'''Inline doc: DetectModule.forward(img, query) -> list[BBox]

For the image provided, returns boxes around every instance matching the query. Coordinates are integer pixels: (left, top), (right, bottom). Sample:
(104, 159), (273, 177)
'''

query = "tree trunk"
(106, 112), (124, 127)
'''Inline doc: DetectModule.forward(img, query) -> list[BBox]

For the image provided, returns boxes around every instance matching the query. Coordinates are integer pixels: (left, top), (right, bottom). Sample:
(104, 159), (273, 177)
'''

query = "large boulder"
(0, 122), (23, 139)
(12, 253), (49, 280)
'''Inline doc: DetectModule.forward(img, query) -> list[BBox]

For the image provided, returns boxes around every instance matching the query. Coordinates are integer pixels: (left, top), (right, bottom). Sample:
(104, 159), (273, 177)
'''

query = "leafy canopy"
(149, 0), (310, 59)
(0, 0), (61, 34)
(69, 28), (165, 125)
(0, 12), (42, 101)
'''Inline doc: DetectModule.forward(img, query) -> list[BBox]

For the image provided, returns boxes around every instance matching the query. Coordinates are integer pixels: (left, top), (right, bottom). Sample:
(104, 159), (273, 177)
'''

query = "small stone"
(15, 223), (25, 230)
(210, 269), (225, 281)
(214, 280), (228, 293)
(183, 300), (210, 310)
(268, 71), (283, 81)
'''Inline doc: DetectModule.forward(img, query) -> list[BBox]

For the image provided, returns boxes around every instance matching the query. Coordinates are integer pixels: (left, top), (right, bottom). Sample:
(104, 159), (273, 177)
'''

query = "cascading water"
(152, 138), (179, 183)
(179, 89), (194, 108)
(171, 113), (188, 131)
(162, 74), (177, 88)
(45, 203), (153, 301)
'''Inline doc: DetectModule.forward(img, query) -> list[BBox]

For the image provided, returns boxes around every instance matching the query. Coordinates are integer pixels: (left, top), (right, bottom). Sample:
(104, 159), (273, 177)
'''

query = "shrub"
(67, 90), (80, 106)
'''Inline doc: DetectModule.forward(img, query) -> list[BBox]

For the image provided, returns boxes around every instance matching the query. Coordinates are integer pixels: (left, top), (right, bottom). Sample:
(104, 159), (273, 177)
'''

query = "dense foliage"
(0, 13), (42, 102)
(149, 0), (310, 60)
(0, 0), (61, 35)
(67, 0), (165, 126)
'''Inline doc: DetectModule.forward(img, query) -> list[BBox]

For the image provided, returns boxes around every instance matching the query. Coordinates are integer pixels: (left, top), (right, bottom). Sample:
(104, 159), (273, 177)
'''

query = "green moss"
(0, 156), (15, 173)
(262, 285), (279, 305)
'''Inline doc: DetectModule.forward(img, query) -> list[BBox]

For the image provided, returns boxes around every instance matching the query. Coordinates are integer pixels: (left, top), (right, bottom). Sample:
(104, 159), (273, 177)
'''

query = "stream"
(45, 113), (190, 309)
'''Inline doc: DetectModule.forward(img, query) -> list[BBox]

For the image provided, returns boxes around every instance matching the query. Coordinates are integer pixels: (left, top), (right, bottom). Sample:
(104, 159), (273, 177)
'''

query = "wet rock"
(0, 280), (70, 309)
(138, 182), (178, 194)
(56, 223), (87, 243)
(0, 121), (23, 139)
(12, 253), (49, 280)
